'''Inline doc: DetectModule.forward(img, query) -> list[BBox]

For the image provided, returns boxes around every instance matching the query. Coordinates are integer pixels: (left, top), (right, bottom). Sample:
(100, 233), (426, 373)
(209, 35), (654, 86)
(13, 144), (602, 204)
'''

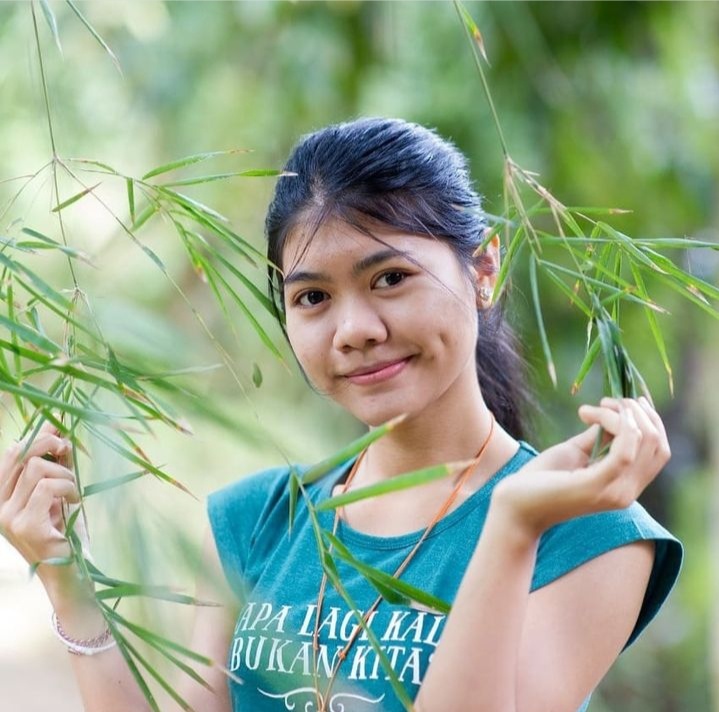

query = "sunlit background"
(1, 2), (717, 711)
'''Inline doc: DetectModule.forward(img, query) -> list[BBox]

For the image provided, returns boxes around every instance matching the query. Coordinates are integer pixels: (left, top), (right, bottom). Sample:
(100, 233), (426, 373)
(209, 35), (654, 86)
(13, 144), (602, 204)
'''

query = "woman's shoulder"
(208, 464), (294, 513)
(532, 499), (683, 647)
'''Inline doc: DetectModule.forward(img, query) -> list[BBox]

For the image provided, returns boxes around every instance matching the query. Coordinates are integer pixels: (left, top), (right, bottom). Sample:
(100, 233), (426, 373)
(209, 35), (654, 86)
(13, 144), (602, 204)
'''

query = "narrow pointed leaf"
(126, 178), (135, 224)
(142, 150), (250, 180)
(160, 168), (291, 187)
(82, 470), (147, 496)
(130, 203), (157, 232)
(316, 461), (469, 511)
(65, 0), (122, 74)
(95, 584), (218, 606)
(102, 605), (214, 665)
(0, 313), (60, 353)
(205, 263), (284, 361)
(52, 183), (101, 212)
(571, 336), (600, 395)
(529, 254), (557, 387)
(325, 532), (451, 614)
(629, 262), (673, 395)
(301, 414), (406, 486)
(288, 468), (300, 532)
(39, 0), (62, 54)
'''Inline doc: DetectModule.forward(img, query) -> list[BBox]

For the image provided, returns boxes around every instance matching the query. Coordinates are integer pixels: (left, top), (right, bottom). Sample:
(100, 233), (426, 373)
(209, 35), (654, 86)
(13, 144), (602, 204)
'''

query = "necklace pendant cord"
(312, 414), (496, 707)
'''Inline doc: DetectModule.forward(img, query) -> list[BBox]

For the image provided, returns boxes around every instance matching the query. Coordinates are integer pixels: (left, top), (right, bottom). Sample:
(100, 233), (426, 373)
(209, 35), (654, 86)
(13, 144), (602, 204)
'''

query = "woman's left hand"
(491, 396), (671, 540)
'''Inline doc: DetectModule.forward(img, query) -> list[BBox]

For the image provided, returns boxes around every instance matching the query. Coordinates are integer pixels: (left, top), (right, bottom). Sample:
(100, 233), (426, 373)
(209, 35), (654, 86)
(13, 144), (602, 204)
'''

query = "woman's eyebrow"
(284, 248), (409, 286)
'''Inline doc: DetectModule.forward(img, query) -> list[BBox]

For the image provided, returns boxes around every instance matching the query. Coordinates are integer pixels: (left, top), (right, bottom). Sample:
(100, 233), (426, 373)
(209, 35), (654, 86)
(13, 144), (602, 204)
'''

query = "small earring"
(479, 287), (492, 303)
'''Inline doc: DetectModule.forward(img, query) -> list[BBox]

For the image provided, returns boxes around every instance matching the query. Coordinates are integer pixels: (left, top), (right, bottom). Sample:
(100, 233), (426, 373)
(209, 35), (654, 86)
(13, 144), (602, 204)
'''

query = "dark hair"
(265, 117), (533, 441)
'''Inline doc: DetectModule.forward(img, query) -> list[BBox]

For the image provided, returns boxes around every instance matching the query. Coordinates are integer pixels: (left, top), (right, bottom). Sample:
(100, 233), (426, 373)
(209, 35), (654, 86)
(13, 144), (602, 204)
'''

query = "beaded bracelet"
(51, 611), (118, 656)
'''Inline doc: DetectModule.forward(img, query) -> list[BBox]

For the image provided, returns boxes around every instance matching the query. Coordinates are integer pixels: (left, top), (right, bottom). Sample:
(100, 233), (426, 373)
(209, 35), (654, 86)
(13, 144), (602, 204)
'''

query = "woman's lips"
(344, 357), (412, 385)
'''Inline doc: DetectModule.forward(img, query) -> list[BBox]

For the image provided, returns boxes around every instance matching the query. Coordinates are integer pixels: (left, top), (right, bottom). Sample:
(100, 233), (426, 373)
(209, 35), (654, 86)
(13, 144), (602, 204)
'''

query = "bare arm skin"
(0, 422), (236, 712)
(415, 396), (668, 712)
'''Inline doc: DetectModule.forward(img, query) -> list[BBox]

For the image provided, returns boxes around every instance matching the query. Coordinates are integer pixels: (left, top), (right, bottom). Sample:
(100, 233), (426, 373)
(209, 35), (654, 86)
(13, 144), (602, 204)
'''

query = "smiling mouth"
(344, 357), (412, 385)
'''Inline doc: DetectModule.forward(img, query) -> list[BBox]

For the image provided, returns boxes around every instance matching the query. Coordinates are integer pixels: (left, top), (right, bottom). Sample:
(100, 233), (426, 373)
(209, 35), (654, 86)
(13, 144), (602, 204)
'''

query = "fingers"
(0, 434), (72, 501)
(8, 458), (78, 514)
(597, 396), (670, 464)
(9, 478), (79, 559)
(578, 396), (670, 508)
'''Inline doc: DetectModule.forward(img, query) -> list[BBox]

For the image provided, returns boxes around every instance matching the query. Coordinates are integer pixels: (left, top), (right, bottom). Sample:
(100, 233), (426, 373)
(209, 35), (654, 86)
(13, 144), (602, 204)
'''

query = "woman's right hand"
(0, 420), (82, 576)
(491, 396), (670, 541)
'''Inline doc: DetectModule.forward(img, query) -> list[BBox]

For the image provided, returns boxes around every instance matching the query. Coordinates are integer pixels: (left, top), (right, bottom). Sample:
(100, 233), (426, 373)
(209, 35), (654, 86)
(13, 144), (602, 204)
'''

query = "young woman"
(0, 117), (681, 712)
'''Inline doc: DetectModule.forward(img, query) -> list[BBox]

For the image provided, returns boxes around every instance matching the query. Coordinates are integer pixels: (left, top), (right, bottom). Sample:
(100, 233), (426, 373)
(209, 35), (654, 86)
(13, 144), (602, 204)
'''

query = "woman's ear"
(472, 233), (501, 309)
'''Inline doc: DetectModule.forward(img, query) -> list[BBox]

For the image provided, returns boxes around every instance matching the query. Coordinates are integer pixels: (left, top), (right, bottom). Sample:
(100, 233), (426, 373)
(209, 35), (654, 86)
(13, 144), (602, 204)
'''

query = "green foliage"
(1, 1), (717, 710)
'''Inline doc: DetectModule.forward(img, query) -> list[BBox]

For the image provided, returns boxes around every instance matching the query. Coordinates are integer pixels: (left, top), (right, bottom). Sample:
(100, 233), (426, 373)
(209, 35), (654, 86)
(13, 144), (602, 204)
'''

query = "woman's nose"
(332, 299), (388, 351)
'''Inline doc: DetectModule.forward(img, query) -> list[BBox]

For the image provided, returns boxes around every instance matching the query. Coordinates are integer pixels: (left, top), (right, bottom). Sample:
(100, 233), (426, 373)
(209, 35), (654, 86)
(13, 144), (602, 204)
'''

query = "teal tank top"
(208, 441), (682, 711)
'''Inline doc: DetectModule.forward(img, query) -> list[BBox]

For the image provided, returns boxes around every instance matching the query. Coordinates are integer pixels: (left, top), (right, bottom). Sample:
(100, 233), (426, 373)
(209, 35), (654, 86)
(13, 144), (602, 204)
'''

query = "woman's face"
(282, 219), (484, 427)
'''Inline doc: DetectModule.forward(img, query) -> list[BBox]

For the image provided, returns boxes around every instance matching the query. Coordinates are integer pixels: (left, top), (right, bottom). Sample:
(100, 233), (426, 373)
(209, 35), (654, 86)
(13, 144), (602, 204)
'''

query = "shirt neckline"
(314, 441), (535, 550)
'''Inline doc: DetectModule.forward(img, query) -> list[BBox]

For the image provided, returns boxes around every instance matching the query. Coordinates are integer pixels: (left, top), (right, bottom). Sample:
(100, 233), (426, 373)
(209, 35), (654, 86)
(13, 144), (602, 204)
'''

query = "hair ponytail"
(476, 306), (532, 441)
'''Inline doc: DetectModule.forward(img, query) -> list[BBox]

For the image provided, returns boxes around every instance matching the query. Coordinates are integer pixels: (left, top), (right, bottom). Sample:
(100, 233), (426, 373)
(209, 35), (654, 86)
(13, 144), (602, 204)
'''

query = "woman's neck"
(355, 388), (520, 489)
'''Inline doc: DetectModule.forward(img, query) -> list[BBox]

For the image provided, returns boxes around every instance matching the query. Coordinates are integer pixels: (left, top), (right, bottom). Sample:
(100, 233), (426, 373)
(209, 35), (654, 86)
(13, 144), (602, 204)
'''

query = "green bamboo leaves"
(3, 6), (295, 709)
(455, 1), (718, 399)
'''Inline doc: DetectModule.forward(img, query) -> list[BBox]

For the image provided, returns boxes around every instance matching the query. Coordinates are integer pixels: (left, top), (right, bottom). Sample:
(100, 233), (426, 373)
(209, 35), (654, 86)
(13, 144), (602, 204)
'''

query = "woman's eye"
(374, 271), (406, 288)
(296, 290), (327, 307)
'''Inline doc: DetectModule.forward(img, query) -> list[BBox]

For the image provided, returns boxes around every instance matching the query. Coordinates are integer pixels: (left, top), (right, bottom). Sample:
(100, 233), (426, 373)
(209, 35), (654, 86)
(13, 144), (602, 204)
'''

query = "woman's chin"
(352, 404), (418, 430)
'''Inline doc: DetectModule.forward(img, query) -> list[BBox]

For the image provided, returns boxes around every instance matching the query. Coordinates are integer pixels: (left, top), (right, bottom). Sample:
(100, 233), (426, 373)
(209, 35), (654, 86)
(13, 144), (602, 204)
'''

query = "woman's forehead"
(281, 218), (440, 272)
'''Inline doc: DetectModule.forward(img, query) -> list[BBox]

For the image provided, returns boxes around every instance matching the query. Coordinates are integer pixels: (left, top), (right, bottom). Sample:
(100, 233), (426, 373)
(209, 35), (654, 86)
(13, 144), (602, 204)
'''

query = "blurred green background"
(0, 2), (717, 711)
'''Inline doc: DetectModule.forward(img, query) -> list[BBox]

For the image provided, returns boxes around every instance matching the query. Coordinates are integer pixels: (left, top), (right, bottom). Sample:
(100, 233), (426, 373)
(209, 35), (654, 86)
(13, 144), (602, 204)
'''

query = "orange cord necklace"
(311, 412), (496, 710)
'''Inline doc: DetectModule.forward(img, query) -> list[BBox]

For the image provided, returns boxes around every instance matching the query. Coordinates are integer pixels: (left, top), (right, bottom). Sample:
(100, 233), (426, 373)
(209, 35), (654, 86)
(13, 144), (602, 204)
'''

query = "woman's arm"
(415, 397), (669, 712)
(0, 421), (235, 712)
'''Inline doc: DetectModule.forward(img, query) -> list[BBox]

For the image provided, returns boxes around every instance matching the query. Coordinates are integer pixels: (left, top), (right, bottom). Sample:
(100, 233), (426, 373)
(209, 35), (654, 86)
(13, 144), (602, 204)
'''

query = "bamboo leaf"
(629, 262), (674, 395)
(82, 470), (147, 496)
(126, 178), (135, 224)
(301, 414), (407, 487)
(642, 247), (719, 301)
(16, 226), (95, 264)
(324, 531), (451, 615)
(112, 634), (196, 712)
(571, 336), (600, 395)
(142, 149), (250, 180)
(456, 1), (489, 64)
(95, 584), (219, 606)
(316, 461), (469, 512)
(651, 270), (719, 320)
(594, 317), (623, 398)
(0, 313), (61, 354)
(288, 468), (300, 534)
(493, 225), (526, 297)
(535, 235), (719, 250)
(103, 605), (214, 665)
(319, 556), (415, 711)
(160, 168), (292, 187)
(0, 236), (36, 253)
(39, 0), (63, 54)
(541, 266), (591, 318)
(0, 253), (73, 309)
(51, 183), (100, 212)
(104, 622), (161, 712)
(204, 262), (284, 361)
(596, 222), (668, 273)
(130, 203), (157, 232)
(29, 555), (73, 577)
(213, 249), (276, 314)
(66, 157), (121, 175)
(78, 413), (197, 498)
(528, 254), (557, 387)
(65, 0), (122, 74)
